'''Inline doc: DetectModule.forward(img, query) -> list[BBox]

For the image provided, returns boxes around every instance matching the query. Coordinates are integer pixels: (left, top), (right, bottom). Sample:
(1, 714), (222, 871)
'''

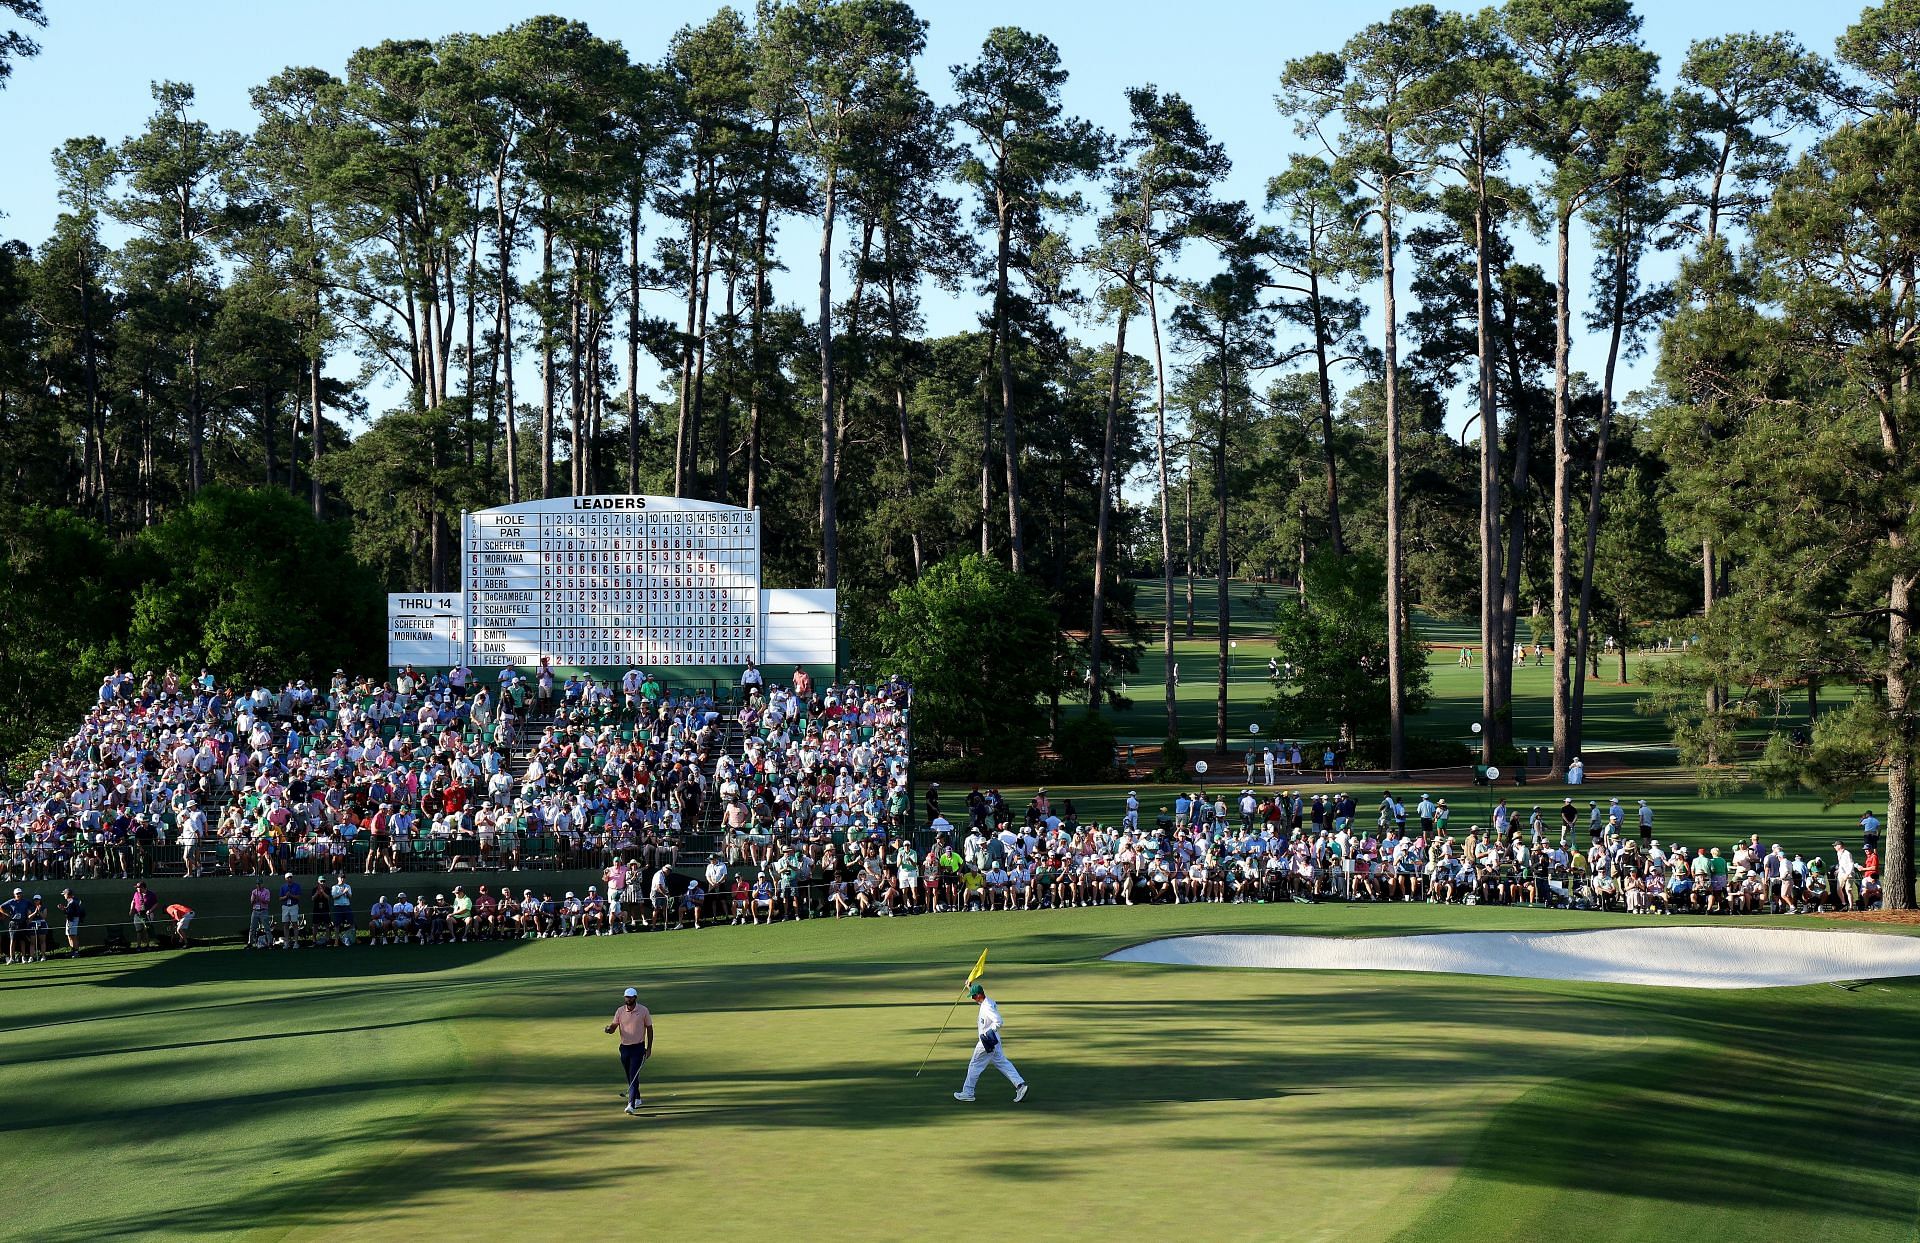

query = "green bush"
(1053, 713), (1118, 782)
(1149, 734), (1189, 783)
(1348, 734), (1475, 770)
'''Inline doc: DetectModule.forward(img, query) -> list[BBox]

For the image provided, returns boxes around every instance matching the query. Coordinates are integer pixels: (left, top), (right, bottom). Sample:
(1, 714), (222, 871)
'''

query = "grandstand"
(0, 667), (912, 906)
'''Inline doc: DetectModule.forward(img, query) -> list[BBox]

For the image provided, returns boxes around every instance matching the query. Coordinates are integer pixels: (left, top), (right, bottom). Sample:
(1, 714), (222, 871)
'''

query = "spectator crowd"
(0, 661), (1894, 962)
(0, 660), (910, 949)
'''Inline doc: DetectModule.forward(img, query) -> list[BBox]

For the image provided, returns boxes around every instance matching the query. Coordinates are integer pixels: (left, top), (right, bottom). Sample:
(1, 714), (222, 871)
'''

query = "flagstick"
(914, 990), (968, 1078)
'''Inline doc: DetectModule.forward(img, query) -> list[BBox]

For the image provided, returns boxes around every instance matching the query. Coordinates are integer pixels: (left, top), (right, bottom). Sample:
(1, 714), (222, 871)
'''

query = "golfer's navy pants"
(620, 1043), (646, 1102)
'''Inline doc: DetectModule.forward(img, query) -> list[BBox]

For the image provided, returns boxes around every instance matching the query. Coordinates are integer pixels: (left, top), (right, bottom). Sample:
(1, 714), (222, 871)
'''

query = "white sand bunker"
(1106, 926), (1920, 989)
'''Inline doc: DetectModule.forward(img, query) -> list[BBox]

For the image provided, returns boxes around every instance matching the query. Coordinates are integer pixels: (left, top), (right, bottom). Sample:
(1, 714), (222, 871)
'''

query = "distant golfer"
(954, 982), (1027, 1103)
(605, 987), (653, 1114)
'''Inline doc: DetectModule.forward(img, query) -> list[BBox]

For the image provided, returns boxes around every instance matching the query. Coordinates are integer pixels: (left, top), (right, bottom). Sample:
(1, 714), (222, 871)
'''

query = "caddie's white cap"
(623, 987), (638, 998)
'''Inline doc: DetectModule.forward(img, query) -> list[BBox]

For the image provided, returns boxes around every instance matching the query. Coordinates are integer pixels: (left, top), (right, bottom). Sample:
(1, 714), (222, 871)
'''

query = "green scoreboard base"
(386, 663), (839, 696)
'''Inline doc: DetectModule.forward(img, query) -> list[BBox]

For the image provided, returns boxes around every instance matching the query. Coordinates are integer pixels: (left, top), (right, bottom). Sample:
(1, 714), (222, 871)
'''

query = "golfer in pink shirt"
(605, 987), (653, 1114)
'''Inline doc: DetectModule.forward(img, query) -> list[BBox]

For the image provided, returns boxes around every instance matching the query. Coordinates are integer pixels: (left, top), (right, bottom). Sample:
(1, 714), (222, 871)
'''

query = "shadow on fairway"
(1394, 982), (1920, 1233)
(95, 937), (526, 989)
(18, 925), (1920, 1236)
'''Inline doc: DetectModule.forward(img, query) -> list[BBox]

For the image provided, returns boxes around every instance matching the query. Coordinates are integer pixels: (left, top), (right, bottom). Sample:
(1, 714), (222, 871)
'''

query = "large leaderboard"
(461, 496), (760, 669)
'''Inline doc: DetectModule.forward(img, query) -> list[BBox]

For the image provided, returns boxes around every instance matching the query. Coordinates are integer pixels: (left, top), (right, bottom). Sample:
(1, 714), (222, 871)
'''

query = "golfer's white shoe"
(624, 1103), (637, 1115)
(952, 1092), (974, 1103)
(1014, 1082), (1028, 1103)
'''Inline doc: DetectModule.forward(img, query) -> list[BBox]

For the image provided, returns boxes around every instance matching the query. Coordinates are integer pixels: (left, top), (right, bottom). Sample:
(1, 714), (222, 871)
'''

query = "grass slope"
(1, 904), (1914, 1242)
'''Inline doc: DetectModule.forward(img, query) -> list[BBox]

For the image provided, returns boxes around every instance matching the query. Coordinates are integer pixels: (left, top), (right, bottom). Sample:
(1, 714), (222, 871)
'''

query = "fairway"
(1100, 578), (1832, 755)
(4, 906), (1916, 1242)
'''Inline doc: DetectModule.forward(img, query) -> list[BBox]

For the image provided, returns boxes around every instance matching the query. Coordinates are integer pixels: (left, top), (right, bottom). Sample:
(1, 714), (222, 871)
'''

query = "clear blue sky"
(0, 0), (1862, 441)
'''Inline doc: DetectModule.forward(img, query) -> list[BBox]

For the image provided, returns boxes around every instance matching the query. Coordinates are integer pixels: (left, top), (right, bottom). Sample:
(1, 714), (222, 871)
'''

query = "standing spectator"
(1834, 842), (1861, 912)
(1861, 810), (1881, 859)
(276, 873), (303, 949)
(246, 880), (273, 948)
(132, 814), (158, 877)
(178, 803), (206, 877)
(2, 888), (27, 963)
(59, 887), (84, 957)
(25, 894), (49, 961)
(330, 874), (356, 946)
(129, 881), (157, 949)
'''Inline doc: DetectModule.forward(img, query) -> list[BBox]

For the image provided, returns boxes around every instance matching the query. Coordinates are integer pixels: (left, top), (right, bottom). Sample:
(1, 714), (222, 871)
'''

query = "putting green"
(1, 904), (1914, 1241)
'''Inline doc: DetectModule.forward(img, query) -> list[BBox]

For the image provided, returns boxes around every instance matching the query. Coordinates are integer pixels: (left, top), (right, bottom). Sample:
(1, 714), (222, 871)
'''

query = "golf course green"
(3, 903), (1915, 1241)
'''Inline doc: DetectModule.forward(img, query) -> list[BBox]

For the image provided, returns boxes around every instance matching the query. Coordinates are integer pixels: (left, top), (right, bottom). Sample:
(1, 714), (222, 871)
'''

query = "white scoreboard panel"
(387, 594), (462, 668)
(461, 496), (760, 669)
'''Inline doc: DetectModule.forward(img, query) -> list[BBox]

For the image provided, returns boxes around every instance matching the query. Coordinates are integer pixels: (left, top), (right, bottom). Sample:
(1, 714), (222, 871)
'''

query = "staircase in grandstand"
(498, 701), (742, 869)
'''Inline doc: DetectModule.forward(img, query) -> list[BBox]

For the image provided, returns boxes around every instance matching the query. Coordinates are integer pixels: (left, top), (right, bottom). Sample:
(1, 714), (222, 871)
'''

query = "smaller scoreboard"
(386, 594), (462, 668)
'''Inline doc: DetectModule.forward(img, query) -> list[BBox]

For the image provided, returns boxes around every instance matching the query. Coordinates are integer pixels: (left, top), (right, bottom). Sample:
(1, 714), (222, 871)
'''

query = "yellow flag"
(964, 948), (988, 987)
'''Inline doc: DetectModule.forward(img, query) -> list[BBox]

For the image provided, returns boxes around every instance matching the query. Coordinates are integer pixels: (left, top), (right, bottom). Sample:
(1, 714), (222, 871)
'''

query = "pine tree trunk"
(1088, 306), (1129, 710)
(464, 222), (480, 470)
(79, 251), (106, 524)
(569, 258), (585, 496)
(1887, 568), (1916, 909)
(1149, 283), (1176, 740)
(188, 340), (205, 495)
(495, 176), (519, 505)
(1380, 178), (1406, 776)
(1572, 226), (1631, 756)
(675, 161), (705, 499)
(744, 117), (780, 515)
(687, 206), (720, 499)
(1183, 460), (1195, 640)
(995, 196), (1025, 574)
(882, 243), (923, 577)
(627, 193), (642, 493)
(1215, 346), (1230, 755)
(1495, 273), (1533, 751)
(1474, 163), (1499, 764)
(1548, 208), (1574, 778)
(816, 167), (840, 589)
(715, 257), (737, 504)
(1308, 274), (1344, 555)
(979, 343), (993, 557)
(310, 353), (324, 520)
(539, 207), (555, 500)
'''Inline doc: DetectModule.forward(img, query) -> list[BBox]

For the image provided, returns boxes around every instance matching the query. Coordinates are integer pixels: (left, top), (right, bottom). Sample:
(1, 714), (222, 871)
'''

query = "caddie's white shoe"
(952, 1092), (974, 1103)
(1014, 1082), (1028, 1102)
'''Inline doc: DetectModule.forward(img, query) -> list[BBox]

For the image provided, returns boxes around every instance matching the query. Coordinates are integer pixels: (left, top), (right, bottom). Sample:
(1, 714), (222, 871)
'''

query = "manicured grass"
(1, 904), (1914, 1241)
(1105, 578), (1832, 755)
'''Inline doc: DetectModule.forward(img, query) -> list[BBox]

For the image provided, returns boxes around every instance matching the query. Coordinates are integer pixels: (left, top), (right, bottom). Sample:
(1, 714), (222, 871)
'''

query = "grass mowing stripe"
(2, 906), (1915, 1241)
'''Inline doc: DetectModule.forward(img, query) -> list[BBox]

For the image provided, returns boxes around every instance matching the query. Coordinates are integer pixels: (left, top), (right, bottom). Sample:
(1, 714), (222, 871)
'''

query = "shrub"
(1149, 734), (1189, 783)
(1053, 713), (1119, 782)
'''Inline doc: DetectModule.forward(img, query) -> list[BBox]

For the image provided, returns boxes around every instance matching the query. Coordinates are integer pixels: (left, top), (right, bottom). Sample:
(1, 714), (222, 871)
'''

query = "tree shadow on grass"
(13, 927), (1919, 1234)
(95, 937), (528, 989)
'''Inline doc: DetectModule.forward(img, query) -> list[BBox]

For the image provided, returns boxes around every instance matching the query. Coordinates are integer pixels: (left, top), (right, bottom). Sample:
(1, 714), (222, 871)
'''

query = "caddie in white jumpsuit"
(954, 982), (1027, 1103)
